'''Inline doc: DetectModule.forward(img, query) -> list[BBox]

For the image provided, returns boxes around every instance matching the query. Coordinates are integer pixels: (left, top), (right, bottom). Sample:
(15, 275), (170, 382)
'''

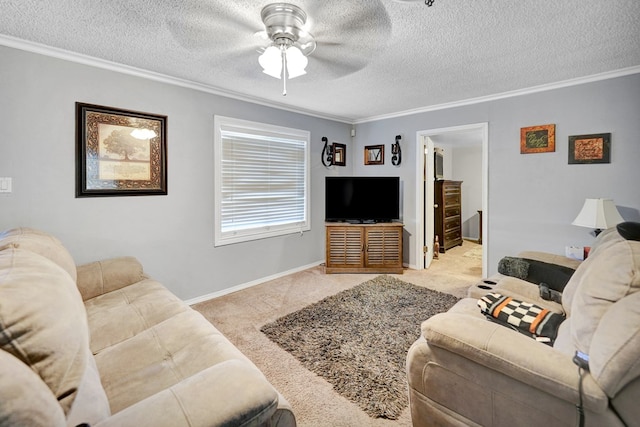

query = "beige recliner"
(407, 224), (640, 427)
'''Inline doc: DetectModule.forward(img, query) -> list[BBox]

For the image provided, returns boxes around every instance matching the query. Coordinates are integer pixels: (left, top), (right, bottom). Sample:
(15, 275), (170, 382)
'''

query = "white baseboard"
(185, 260), (325, 306)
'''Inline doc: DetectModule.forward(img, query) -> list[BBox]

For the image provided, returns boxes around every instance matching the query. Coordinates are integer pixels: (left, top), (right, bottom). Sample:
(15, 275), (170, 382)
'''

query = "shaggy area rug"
(260, 275), (460, 419)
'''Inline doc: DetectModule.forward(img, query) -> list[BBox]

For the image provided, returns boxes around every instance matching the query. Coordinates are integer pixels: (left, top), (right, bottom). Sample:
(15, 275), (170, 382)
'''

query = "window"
(214, 116), (310, 246)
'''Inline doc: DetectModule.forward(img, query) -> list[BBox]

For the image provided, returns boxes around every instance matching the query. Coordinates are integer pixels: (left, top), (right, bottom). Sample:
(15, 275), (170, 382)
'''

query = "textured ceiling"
(1, 0), (639, 123)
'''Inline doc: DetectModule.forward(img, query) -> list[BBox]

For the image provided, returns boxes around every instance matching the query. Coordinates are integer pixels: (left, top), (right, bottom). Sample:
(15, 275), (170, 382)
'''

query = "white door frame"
(414, 122), (489, 277)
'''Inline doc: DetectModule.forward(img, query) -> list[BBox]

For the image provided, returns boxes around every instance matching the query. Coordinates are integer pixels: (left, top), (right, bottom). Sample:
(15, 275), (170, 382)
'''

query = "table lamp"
(572, 198), (624, 236)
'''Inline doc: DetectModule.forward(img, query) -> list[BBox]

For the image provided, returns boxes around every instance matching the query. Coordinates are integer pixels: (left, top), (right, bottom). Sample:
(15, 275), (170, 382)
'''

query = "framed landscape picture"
(520, 124), (555, 154)
(76, 103), (167, 197)
(568, 133), (611, 164)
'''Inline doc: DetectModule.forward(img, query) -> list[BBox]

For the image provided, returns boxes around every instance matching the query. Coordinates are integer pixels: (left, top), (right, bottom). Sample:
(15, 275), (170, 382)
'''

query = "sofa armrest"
(517, 250), (582, 270)
(468, 276), (565, 314)
(95, 360), (282, 427)
(76, 257), (147, 301)
(421, 312), (608, 412)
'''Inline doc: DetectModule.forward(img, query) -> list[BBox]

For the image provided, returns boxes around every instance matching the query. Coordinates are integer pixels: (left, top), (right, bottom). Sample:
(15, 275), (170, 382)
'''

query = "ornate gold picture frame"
(76, 103), (167, 197)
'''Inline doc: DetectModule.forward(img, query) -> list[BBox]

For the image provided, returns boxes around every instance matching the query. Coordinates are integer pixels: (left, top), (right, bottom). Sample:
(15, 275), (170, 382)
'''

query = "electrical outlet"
(0, 177), (12, 193)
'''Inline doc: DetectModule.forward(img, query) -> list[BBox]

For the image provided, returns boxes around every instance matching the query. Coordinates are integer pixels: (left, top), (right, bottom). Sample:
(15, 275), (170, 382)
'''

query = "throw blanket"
(478, 293), (564, 344)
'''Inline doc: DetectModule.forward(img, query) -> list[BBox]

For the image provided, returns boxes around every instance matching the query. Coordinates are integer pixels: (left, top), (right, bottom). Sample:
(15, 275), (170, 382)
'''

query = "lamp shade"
(572, 198), (624, 229)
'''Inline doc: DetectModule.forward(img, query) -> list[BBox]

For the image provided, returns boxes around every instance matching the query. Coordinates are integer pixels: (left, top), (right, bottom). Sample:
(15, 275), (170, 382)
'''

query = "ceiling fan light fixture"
(285, 46), (307, 78)
(258, 45), (283, 78)
(259, 3), (315, 95)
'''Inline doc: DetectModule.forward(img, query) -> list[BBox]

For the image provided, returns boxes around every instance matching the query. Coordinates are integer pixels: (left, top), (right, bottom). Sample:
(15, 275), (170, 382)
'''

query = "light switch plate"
(0, 177), (12, 193)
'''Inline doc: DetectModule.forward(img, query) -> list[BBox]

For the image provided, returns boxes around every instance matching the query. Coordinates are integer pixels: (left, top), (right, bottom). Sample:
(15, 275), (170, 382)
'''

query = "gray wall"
(0, 46), (351, 300)
(353, 73), (640, 272)
(2, 45), (639, 298)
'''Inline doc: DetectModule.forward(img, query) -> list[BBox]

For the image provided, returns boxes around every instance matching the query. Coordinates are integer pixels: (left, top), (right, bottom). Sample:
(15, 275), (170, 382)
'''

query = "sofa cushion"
(0, 349), (66, 427)
(589, 292), (640, 397)
(561, 227), (627, 317)
(517, 251), (582, 270)
(554, 229), (640, 357)
(468, 275), (564, 313)
(94, 310), (256, 413)
(97, 359), (279, 427)
(498, 256), (576, 292)
(497, 256), (529, 279)
(0, 227), (77, 281)
(617, 221), (640, 241)
(0, 247), (90, 414)
(76, 257), (147, 301)
(84, 279), (191, 354)
(66, 352), (112, 427)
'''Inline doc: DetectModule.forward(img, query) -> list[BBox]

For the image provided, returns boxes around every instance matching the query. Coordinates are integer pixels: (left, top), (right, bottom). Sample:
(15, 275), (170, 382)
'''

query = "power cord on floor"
(576, 366), (586, 427)
(573, 351), (590, 427)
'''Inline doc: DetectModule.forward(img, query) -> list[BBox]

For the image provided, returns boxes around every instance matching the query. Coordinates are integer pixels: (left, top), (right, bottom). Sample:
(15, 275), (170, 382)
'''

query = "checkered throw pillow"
(478, 293), (564, 344)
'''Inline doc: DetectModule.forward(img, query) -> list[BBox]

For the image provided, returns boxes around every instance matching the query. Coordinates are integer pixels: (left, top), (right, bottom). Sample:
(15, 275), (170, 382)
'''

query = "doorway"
(414, 123), (488, 277)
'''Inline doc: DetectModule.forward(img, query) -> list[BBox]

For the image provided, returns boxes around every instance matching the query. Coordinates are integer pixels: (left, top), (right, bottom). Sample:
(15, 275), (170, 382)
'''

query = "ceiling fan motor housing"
(261, 3), (313, 52)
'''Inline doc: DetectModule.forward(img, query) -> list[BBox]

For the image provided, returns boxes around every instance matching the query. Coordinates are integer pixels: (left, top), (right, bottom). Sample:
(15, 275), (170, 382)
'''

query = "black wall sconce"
(321, 136), (333, 167)
(391, 135), (402, 166)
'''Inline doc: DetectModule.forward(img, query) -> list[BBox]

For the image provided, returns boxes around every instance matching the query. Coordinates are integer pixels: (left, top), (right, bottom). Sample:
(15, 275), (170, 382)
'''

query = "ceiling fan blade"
(308, 0), (391, 39)
(308, 54), (364, 78)
(166, 2), (262, 51)
(302, 0), (392, 78)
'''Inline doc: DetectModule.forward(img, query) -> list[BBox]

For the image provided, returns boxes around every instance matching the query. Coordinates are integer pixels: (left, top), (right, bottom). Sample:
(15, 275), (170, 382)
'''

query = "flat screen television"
(434, 148), (444, 179)
(325, 176), (400, 223)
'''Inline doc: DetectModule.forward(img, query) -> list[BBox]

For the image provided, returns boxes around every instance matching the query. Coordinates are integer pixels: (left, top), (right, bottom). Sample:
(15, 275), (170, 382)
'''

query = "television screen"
(325, 176), (400, 223)
(435, 152), (444, 179)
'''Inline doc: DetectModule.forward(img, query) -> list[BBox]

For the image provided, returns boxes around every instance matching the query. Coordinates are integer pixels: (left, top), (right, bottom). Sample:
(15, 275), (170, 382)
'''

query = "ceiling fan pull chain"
(282, 45), (288, 96)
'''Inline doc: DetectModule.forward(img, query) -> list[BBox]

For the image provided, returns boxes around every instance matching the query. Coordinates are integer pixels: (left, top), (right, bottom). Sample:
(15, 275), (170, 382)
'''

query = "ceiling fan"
(256, 3), (316, 95)
(165, 1), (392, 94)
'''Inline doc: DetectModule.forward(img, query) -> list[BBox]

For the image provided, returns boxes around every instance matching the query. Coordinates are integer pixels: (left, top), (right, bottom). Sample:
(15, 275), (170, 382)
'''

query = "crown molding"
(2, 34), (638, 126)
(354, 66), (640, 124)
(0, 34), (352, 124)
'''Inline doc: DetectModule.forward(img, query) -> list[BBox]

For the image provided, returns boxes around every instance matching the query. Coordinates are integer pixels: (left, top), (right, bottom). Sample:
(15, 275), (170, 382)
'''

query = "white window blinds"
(214, 116), (310, 246)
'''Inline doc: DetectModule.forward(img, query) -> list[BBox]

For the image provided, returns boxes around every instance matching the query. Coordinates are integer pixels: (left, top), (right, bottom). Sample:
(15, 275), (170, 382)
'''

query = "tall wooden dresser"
(434, 180), (463, 253)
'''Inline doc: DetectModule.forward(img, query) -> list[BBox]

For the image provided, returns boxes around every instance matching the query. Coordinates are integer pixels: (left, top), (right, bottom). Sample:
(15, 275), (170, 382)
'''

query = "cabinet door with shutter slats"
(365, 226), (402, 268)
(325, 223), (403, 274)
(326, 226), (364, 268)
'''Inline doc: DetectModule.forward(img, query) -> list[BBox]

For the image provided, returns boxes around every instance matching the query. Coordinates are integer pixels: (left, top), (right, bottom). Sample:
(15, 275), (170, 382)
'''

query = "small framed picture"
(332, 143), (346, 166)
(364, 144), (384, 165)
(76, 103), (167, 197)
(568, 133), (611, 164)
(520, 124), (555, 154)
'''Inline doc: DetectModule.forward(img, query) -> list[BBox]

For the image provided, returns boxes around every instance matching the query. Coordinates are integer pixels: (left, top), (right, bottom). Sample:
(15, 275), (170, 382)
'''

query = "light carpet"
(462, 244), (483, 260)
(192, 242), (482, 426)
(260, 275), (460, 420)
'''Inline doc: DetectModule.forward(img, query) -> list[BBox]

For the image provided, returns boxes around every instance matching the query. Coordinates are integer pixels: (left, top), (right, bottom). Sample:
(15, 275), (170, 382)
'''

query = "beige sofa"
(407, 224), (640, 427)
(0, 227), (295, 427)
